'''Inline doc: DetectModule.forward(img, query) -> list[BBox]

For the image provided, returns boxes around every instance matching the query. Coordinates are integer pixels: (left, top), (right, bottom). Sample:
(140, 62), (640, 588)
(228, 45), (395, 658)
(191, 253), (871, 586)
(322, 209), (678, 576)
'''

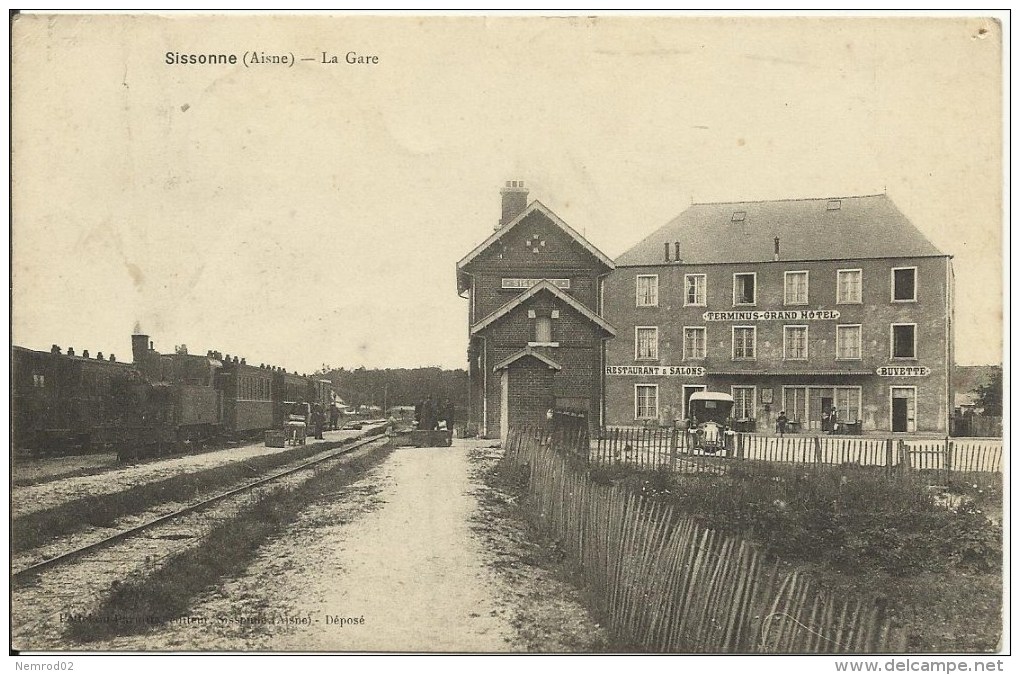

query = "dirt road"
(269, 440), (516, 651)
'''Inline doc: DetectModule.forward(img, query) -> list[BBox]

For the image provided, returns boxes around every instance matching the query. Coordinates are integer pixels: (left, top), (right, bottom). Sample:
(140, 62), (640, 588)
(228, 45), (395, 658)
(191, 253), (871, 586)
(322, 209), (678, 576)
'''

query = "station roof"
(470, 280), (617, 337)
(493, 347), (563, 372)
(457, 200), (614, 295)
(615, 194), (947, 266)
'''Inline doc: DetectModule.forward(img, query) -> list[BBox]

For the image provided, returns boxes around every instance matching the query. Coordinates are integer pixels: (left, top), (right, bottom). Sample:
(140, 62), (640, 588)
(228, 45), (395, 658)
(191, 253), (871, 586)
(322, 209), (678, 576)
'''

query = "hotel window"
(784, 271), (809, 305)
(834, 387), (862, 424)
(837, 269), (862, 304)
(836, 325), (862, 360)
(892, 267), (917, 302)
(636, 275), (658, 307)
(891, 323), (917, 359)
(733, 273), (756, 305)
(784, 325), (808, 360)
(635, 327), (659, 360)
(635, 385), (658, 420)
(732, 386), (756, 420)
(683, 326), (706, 360)
(783, 387), (807, 423)
(685, 274), (706, 306)
(732, 326), (756, 360)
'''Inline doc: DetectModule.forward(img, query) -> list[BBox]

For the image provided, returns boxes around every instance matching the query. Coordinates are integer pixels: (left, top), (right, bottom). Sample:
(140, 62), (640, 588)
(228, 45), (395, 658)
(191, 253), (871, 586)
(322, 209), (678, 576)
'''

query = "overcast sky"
(12, 14), (1003, 373)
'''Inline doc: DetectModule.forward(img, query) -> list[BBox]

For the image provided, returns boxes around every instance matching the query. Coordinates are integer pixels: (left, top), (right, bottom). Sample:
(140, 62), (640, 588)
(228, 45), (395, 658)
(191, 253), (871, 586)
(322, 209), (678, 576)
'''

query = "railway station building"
(602, 194), (954, 434)
(457, 182), (616, 438)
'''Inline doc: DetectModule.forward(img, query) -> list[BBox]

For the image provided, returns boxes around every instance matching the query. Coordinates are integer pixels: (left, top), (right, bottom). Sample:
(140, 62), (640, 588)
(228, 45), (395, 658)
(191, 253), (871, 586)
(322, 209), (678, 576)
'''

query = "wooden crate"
(264, 430), (287, 448)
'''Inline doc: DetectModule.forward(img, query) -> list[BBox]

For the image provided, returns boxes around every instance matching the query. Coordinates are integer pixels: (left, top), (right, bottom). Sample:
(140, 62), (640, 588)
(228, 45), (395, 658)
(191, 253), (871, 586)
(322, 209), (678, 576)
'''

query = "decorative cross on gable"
(524, 233), (547, 254)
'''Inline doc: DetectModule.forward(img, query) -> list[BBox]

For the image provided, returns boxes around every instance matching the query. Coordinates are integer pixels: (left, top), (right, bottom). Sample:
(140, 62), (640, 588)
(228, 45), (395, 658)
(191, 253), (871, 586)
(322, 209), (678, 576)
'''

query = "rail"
(12, 432), (388, 583)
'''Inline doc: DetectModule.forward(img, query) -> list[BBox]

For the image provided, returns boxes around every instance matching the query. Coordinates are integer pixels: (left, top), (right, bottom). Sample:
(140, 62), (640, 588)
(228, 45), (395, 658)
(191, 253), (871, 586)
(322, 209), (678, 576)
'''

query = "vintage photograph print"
(10, 13), (1004, 654)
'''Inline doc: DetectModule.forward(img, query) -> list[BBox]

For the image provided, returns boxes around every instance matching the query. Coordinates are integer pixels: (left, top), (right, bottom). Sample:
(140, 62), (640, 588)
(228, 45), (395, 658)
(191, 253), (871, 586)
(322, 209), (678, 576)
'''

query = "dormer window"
(732, 211), (746, 222)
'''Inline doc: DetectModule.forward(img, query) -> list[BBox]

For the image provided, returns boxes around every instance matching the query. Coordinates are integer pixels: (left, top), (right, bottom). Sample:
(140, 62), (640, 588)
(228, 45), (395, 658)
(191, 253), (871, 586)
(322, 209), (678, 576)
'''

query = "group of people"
(774, 409), (843, 436)
(415, 396), (454, 432)
(291, 403), (339, 440)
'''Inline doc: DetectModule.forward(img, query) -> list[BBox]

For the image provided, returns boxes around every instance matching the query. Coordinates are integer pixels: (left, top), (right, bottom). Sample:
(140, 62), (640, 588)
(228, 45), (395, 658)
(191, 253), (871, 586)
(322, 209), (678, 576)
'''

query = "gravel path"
(12, 428), (378, 519)
(264, 441), (518, 651)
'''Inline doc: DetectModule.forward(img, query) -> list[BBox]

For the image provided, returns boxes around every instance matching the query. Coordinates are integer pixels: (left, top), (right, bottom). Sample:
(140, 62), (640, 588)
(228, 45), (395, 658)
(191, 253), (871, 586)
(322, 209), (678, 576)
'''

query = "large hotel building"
(603, 195), (953, 434)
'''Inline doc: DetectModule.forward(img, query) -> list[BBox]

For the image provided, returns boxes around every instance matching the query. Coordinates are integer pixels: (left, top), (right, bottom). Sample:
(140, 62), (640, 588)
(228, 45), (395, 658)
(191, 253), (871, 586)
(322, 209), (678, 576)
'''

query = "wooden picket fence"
(504, 425), (907, 653)
(585, 427), (1002, 489)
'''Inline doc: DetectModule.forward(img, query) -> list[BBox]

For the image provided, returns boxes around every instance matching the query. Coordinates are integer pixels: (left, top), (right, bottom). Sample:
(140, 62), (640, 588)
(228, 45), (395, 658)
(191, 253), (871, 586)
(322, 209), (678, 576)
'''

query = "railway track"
(12, 432), (389, 584)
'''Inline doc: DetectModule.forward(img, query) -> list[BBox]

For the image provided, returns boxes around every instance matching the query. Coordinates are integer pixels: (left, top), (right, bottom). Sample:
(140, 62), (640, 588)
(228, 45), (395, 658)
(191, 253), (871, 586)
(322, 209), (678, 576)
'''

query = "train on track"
(12, 331), (332, 460)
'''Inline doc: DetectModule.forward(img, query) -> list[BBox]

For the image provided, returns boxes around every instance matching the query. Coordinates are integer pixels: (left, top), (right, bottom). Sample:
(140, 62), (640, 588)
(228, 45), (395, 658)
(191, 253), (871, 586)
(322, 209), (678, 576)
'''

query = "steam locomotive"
(11, 332), (332, 459)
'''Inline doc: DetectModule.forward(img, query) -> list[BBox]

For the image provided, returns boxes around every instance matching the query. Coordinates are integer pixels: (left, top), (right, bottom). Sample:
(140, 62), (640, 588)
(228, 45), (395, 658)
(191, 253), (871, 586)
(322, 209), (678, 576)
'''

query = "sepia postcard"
(9, 11), (1007, 664)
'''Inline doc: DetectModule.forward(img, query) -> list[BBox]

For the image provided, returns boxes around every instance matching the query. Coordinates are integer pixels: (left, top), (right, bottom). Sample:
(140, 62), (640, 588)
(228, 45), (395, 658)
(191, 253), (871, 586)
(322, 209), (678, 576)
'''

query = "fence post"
(898, 440), (910, 483)
(669, 427), (678, 471)
(813, 435), (822, 464)
(944, 436), (953, 487)
(885, 438), (894, 476)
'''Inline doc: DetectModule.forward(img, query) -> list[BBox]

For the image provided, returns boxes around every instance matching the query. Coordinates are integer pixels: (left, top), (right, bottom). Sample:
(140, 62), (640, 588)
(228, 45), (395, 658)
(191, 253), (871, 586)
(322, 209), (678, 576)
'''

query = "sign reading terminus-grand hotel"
(703, 309), (840, 321)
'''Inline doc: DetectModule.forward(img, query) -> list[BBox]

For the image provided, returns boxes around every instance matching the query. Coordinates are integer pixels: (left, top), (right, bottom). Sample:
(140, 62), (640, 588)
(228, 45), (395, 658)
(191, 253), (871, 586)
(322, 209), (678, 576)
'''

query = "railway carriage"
(12, 345), (160, 455)
(219, 359), (275, 437)
(13, 331), (336, 459)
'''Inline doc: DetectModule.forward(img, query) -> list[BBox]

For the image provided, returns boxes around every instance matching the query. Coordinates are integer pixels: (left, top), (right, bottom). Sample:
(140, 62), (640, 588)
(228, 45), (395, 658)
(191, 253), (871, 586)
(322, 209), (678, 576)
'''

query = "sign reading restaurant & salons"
(606, 365), (706, 377)
(703, 309), (840, 321)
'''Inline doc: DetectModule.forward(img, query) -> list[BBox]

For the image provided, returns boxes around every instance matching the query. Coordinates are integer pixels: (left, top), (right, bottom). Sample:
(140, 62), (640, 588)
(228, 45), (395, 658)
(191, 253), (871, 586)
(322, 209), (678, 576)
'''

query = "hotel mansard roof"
(614, 194), (948, 267)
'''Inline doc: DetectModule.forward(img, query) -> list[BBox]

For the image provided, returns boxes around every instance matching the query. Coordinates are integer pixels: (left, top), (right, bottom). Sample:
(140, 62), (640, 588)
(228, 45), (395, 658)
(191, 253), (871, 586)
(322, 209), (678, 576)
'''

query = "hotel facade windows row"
(632, 383), (867, 426)
(632, 323), (919, 361)
(633, 266), (917, 307)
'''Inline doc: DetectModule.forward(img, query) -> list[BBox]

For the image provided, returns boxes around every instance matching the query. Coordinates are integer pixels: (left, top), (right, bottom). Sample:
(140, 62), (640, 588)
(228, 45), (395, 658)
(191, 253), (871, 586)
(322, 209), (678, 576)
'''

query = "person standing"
(422, 395), (436, 431)
(441, 398), (455, 434)
(777, 411), (789, 437)
(312, 405), (325, 440)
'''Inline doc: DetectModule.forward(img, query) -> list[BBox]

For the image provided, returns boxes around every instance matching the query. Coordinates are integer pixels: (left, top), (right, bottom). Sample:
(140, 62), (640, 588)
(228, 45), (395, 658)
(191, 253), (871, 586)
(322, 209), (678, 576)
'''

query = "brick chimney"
(499, 180), (529, 229)
(132, 332), (149, 365)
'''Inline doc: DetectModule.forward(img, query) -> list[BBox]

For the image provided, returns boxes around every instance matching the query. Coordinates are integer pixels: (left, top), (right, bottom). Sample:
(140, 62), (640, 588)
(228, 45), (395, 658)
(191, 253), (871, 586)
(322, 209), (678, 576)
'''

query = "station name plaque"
(502, 278), (570, 290)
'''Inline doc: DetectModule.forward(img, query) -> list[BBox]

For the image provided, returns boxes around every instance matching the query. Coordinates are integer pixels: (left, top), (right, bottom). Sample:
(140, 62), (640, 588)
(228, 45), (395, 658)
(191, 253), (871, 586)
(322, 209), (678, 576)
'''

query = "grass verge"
(472, 451), (613, 652)
(587, 460), (1002, 652)
(14, 428), (385, 554)
(65, 439), (393, 642)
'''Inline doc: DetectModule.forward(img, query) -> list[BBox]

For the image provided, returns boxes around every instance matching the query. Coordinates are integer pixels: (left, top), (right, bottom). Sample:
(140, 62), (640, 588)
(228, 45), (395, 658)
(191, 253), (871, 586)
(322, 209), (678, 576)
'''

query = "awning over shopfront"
(710, 370), (873, 377)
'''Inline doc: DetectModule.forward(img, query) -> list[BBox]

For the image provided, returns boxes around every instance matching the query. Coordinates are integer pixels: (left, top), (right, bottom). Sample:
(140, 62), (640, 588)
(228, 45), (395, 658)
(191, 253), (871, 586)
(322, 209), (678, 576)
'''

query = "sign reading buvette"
(876, 366), (931, 377)
(606, 365), (706, 376)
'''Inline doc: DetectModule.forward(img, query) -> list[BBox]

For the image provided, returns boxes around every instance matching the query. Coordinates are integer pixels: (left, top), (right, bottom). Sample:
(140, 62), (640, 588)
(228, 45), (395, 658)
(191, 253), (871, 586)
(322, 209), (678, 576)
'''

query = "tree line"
(318, 366), (468, 410)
